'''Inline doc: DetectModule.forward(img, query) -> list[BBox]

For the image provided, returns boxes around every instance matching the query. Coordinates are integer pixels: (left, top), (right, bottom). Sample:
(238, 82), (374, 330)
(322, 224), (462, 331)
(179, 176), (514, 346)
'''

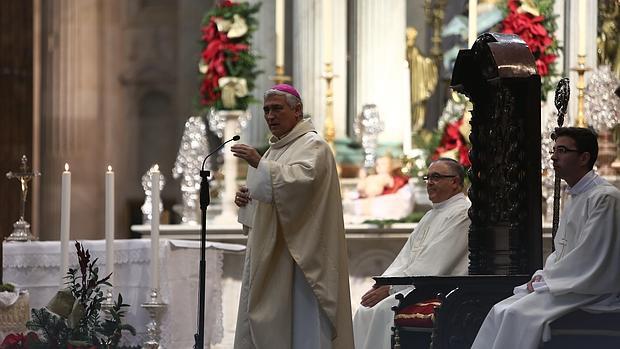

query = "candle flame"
(64, 163), (70, 171)
(107, 165), (113, 172)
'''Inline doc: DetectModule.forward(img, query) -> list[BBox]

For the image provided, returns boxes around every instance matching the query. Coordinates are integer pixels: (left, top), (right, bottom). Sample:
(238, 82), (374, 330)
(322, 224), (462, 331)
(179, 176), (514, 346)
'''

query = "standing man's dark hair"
(552, 127), (599, 170)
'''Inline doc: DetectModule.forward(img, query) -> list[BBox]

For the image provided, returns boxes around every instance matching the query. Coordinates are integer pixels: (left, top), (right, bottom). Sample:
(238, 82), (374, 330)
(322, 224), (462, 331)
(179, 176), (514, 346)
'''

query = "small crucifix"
(5, 155), (40, 242)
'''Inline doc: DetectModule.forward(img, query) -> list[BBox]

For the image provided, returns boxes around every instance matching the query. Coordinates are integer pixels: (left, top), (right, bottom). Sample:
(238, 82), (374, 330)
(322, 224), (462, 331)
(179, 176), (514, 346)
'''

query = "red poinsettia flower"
(432, 118), (471, 168)
(0, 332), (40, 349)
(500, 0), (557, 78)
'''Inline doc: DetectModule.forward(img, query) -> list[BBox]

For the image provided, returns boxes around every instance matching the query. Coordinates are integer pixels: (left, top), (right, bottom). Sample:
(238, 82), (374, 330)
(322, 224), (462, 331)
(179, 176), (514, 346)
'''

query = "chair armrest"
(374, 275), (530, 289)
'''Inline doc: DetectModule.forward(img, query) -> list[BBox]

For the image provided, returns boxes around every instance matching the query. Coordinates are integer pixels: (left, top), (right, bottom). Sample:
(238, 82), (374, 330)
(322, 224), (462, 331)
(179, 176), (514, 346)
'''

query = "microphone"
(200, 135), (241, 171)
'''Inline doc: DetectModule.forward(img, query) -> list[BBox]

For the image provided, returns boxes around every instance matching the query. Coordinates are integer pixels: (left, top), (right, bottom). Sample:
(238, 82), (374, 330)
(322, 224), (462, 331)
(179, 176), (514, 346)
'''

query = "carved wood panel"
(452, 33), (543, 275)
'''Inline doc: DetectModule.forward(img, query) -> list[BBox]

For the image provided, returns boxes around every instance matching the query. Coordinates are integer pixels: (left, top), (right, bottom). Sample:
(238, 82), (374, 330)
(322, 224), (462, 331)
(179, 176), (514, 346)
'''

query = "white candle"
(578, 0), (586, 56)
(105, 165), (115, 286)
(275, 0), (285, 67)
(322, 0), (332, 63)
(60, 163), (71, 280)
(150, 165), (160, 290)
(468, 0), (477, 47)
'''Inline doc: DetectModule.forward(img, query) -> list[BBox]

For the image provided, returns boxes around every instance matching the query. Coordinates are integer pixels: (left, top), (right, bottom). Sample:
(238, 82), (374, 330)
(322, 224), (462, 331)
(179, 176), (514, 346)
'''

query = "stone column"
(244, 0), (273, 146)
(566, 0), (598, 126)
(291, 0), (347, 139)
(354, 0), (408, 145)
(39, 0), (104, 241)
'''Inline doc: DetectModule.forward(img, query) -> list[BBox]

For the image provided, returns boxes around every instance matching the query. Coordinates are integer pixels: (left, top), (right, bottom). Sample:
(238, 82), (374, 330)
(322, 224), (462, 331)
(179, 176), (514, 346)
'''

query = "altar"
(2, 239), (244, 348)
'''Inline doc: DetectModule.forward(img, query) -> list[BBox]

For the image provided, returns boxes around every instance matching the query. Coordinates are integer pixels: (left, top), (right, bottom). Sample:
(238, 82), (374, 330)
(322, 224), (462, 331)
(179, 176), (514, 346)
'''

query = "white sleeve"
(247, 159), (273, 203)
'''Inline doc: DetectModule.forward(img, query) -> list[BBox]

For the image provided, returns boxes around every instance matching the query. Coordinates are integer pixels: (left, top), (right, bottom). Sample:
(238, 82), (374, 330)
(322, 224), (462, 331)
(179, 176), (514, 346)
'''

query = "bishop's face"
(263, 95), (302, 138)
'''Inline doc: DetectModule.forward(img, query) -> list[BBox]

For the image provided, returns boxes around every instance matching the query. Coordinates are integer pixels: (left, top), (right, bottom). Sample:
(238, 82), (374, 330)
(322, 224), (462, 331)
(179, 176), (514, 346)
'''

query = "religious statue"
(597, 0), (620, 78)
(342, 153), (414, 223)
(5, 155), (40, 241)
(357, 154), (409, 198)
(406, 27), (438, 132)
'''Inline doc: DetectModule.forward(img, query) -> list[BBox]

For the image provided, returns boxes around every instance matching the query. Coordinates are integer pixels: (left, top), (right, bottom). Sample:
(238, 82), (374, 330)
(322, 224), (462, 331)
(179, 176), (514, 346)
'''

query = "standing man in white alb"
(353, 158), (471, 349)
(232, 84), (354, 349)
(472, 127), (620, 349)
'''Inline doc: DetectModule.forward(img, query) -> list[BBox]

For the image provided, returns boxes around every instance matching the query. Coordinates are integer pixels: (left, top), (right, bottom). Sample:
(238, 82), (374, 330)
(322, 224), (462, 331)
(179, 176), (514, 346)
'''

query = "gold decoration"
(517, 0), (540, 16)
(214, 14), (248, 38)
(406, 27), (438, 132)
(269, 65), (291, 85)
(571, 54), (591, 127)
(218, 77), (248, 109)
(228, 14), (249, 38)
(321, 62), (336, 150)
(597, 0), (620, 78)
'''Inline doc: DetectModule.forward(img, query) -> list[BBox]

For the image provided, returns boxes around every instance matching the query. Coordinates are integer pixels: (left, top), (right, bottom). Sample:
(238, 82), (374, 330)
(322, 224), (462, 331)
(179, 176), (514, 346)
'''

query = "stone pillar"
(292, 1), (323, 130)
(355, 0), (408, 145)
(39, 0), (104, 241)
(243, 0), (272, 146)
(291, 0), (347, 139)
(566, 0), (598, 126)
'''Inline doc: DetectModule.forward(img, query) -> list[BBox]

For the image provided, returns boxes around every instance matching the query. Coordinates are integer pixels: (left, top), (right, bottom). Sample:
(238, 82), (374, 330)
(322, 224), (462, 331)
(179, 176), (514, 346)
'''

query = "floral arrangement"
(199, 0), (261, 111)
(1, 242), (136, 349)
(431, 117), (471, 168)
(426, 93), (472, 168)
(500, 0), (559, 99)
(0, 333), (40, 349)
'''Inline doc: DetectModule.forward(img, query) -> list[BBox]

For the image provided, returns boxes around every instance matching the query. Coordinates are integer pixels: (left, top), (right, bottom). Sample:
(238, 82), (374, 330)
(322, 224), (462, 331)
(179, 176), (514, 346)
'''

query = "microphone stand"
(194, 168), (210, 349)
(194, 135), (240, 348)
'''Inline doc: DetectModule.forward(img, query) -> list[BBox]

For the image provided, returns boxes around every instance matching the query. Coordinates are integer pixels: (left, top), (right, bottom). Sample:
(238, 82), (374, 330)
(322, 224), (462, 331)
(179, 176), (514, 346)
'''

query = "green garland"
(198, 1), (262, 111)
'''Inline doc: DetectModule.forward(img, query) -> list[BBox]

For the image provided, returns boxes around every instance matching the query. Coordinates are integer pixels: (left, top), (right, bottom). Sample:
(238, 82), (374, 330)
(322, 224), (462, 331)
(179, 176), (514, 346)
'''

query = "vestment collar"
(432, 192), (466, 210)
(269, 119), (316, 149)
(567, 170), (603, 196)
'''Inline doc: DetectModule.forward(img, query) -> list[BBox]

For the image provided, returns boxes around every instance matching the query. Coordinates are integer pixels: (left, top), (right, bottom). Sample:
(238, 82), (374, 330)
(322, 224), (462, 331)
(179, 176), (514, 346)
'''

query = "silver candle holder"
(141, 288), (167, 349)
(101, 287), (115, 311)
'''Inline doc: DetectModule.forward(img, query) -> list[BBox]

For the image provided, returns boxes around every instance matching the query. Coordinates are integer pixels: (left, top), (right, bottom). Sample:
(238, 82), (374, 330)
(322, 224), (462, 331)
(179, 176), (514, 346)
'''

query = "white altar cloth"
(3, 239), (244, 348)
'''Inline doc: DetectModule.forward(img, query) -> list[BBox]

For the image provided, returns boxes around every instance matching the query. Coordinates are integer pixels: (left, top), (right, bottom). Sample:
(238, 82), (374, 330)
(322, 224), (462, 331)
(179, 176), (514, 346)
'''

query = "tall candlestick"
(105, 165), (115, 286)
(275, 0), (285, 67)
(468, 0), (477, 47)
(60, 163), (71, 281)
(578, 0), (586, 56)
(322, 0), (332, 62)
(150, 165), (160, 290)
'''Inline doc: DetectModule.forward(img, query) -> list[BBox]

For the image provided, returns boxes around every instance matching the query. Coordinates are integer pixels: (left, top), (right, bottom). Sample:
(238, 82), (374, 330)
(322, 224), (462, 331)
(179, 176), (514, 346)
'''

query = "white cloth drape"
(3, 239), (242, 348)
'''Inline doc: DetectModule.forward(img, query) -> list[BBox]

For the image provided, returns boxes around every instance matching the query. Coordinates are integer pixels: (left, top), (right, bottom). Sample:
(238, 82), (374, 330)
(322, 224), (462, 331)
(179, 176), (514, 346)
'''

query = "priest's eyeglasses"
(549, 146), (580, 155)
(422, 173), (457, 182)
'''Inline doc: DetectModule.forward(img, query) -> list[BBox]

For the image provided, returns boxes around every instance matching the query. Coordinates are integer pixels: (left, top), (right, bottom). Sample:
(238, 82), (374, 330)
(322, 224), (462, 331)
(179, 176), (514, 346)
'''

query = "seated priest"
(353, 157), (471, 349)
(472, 127), (620, 349)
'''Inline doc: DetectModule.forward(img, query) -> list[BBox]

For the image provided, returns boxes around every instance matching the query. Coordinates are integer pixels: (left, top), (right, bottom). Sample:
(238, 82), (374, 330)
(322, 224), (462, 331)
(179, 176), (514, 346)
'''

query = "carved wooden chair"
(376, 33), (543, 349)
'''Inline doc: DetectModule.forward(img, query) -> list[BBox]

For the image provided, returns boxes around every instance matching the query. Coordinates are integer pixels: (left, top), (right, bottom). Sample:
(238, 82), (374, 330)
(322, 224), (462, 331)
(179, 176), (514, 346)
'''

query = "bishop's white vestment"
(234, 119), (354, 349)
(353, 192), (471, 349)
(472, 171), (620, 349)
